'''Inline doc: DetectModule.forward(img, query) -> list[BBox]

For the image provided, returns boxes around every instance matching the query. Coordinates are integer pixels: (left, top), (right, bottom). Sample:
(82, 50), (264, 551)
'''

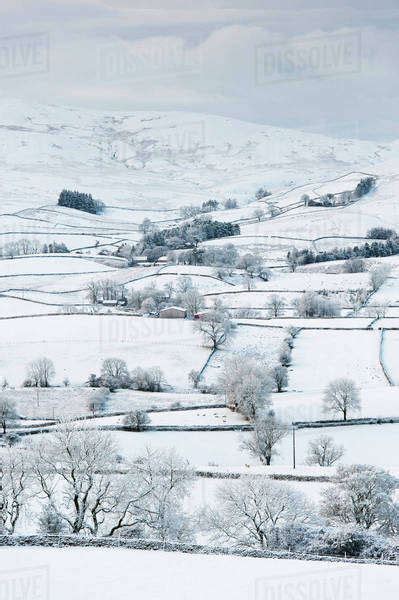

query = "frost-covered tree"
(253, 208), (264, 222)
(294, 291), (340, 318)
(369, 264), (391, 291)
(306, 435), (345, 466)
(0, 398), (18, 433)
(242, 272), (256, 291)
(343, 258), (366, 273)
(31, 424), (121, 535)
(323, 378), (361, 421)
(224, 198), (238, 209)
(287, 247), (300, 272)
(321, 464), (399, 530)
(188, 369), (201, 389)
(123, 410), (150, 431)
(207, 477), (313, 549)
(25, 357), (55, 387)
(0, 448), (33, 533)
(130, 367), (165, 392)
(242, 411), (288, 465)
(139, 218), (153, 234)
(101, 358), (129, 380)
(268, 365), (288, 393)
(109, 448), (194, 542)
(87, 280), (101, 304)
(219, 356), (271, 419)
(179, 287), (205, 317)
(267, 294), (285, 317)
(38, 502), (66, 534)
(195, 310), (231, 350)
(88, 391), (107, 416)
(348, 288), (369, 314)
(238, 253), (263, 277)
(101, 358), (130, 389)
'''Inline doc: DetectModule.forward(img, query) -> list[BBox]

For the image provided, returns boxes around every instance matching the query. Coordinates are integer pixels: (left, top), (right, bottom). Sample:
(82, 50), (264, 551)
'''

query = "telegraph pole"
(292, 424), (296, 469)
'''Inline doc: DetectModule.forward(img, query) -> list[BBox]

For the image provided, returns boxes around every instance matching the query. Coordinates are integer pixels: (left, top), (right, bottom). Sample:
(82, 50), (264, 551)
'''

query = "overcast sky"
(0, 0), (398, 140)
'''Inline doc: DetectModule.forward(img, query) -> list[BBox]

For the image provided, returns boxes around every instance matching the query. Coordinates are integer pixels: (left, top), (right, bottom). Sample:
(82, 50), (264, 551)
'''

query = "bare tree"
(87, 280), (101, 304)
(306, 435), (345, 466)
(287, 248), (300, 272)
(367, 303), (387, 319)
(31, 424), (121, 535)
(219, 356), (271, 419)
(323, 378), (361, 421)
(195, 310), (231, 349)
(268, 365), (288, 393)
(294, 291), (340, 317)
(348, 288), (368, 314)
(109, 448), (194, 542)
(139, 218), (153, 234)
(238, 253), (262, 277)
(38, 502), (66, 534)
(242, 412), (288, 465)
(130, 367), (165, 392)
(188, 369), (201, 389)
(0, 448), (33, 533)
(179, 287), (205, 317)
(267, 294), (285, 317)
(207, 477), (313, 549)
(176, 275), (194, 294)
(343, 258), (366, 273)
(242, 272), (256, 291)
(123, 410), (150, 431)
(88, 391), (107, 416)
(321, 464), (398, 530)
(26, 357), (55, 387)
(369, 264), (391, 291)
(101, 358), (129, 383)
(0, 398), (18, 433)
(253, 208), (265, 222)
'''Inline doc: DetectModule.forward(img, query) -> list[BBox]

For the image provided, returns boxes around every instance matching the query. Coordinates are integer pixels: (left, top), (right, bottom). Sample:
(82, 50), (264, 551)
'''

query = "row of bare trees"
(2, 428), (397, 558)
(1, 424), (193, 540)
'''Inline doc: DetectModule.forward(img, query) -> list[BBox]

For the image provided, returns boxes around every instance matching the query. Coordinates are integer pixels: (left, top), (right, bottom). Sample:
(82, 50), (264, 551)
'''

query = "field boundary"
(0, 534), (396, 566)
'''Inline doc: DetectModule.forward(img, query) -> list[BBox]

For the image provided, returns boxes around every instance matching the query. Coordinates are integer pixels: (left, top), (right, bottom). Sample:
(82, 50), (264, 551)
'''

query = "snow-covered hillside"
(0, 97), (395, 214)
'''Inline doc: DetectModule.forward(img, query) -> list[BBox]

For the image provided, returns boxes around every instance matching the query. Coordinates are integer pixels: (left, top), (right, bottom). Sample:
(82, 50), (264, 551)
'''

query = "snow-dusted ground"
(271, 387), (399, 422)
(238, 317), (373, 329)
(289, 329), (386, 392)
(106, 390), (222, 412)
(0, 255), (113, 276)
(5, 387), (107, 419)
(69, 408), (245, 429)
(203, 324), (286, 385)
(2, 99), (399, 580)
(0, 98), (391, 214)
(0, 314), (209, 388)
(381, 330), (399, 385)
(0, 296), (62, 317)
(104, 422), (399, 469)
(1, 547), (397, 600)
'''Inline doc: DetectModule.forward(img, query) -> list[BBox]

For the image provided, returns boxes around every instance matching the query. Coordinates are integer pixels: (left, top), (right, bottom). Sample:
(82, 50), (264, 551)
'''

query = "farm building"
(159, 306), (187, 319)
(194, 311), (209, 320)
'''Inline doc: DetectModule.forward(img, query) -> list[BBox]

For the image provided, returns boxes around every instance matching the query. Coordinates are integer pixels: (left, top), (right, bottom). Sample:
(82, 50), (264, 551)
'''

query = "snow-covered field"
(2, 98), (399, 582)
(203, 324), (286, 385)
(0, 255), (113, 276)
(101, 422), (399, 469)
(0, 314), (209, 388)
(271, 387), (399, 422)
(289, 329), (386, 392)
(381, 330), (399, 385)
(1, 547), (397, 600)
